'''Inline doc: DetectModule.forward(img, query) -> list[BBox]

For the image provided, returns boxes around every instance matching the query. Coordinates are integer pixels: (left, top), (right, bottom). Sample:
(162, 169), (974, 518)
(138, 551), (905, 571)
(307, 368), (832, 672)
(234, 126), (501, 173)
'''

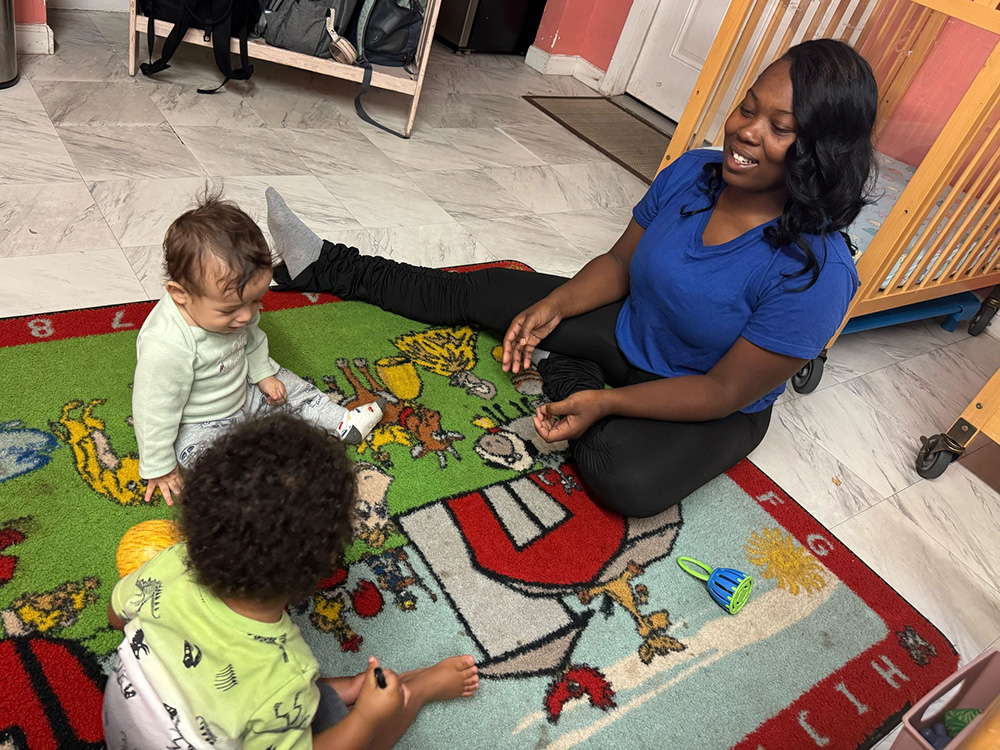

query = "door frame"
(599, 0), (662, 96)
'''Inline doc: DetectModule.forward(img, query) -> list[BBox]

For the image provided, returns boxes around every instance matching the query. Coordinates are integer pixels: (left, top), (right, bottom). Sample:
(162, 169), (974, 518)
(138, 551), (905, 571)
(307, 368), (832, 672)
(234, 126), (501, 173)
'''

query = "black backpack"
(139, 0), (262, 92)
(348, 0), (422, 66)
(347, 0), (424, 137)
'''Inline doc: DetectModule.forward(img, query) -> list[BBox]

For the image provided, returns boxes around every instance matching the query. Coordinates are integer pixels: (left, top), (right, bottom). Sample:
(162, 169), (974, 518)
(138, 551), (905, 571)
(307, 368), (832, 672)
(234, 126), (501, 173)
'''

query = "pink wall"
(534, 0), (633, 72)
(871, 19), (997, 167)
(14, 0), (46, 25)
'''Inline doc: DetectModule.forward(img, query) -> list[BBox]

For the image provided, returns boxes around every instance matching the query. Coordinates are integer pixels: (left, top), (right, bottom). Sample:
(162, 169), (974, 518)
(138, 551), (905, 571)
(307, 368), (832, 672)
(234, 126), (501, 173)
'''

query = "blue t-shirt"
(615, 149), (859, 412)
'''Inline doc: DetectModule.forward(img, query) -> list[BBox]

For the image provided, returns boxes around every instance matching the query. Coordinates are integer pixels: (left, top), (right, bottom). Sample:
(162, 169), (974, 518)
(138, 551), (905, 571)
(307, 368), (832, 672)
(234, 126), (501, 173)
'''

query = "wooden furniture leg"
(128, 0), (139, 77)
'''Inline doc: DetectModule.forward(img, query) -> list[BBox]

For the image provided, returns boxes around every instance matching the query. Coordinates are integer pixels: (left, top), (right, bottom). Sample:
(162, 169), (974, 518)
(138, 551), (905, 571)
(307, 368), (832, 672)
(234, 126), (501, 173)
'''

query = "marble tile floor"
(4, 11), (1000, 747)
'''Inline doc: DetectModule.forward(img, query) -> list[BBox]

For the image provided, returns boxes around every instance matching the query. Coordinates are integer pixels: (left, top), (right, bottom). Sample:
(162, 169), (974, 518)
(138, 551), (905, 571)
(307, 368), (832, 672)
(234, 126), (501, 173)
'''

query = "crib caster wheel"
(968, 304), (997, 336)
(915, 434), (958, 479)
(791, 354), (826, 394)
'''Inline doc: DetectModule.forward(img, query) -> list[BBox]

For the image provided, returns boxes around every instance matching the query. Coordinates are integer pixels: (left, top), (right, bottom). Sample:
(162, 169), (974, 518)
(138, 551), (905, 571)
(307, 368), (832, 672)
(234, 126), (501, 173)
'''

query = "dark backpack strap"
(140, 0), (196, 76)
(236, 21), (253, 78)
(354, 62), (409, 139)
(145, 1), (156, 64)
(197, 0), (253, 93)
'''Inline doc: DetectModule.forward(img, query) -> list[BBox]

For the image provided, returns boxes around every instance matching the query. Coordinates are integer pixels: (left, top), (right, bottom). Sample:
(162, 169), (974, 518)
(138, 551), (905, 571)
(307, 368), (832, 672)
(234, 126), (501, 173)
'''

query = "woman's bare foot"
(400, 655), (479, 703)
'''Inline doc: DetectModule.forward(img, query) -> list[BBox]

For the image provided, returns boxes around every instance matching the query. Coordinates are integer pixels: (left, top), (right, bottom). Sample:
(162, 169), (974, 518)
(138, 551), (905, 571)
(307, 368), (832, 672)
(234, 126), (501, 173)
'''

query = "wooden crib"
(661, 0), (1000, 392)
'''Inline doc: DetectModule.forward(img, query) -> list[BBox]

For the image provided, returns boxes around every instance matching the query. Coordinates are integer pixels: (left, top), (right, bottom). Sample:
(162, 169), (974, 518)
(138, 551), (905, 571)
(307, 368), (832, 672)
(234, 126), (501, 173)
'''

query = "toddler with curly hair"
(103, 413), (479, 749)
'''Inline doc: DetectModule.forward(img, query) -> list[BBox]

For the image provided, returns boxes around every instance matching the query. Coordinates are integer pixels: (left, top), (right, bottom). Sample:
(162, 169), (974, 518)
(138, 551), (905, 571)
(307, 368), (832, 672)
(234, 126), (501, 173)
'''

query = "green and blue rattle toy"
(678, 557), (753, 615)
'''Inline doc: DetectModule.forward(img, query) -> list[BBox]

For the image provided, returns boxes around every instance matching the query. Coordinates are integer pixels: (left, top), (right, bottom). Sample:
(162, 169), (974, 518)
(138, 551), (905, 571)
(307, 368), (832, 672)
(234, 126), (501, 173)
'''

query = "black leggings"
(273, 243), (771, 517)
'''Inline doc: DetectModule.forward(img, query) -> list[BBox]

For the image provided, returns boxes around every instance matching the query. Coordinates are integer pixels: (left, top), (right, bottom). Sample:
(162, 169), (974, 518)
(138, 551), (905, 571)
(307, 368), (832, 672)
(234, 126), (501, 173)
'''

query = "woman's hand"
(533, 390), (608, 442)
(503, 299), (563, 373)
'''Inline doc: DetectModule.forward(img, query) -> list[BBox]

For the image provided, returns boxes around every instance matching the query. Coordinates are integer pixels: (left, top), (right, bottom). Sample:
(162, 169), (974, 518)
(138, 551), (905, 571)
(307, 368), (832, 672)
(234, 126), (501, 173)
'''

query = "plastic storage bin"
(891, 649), (1000, 749)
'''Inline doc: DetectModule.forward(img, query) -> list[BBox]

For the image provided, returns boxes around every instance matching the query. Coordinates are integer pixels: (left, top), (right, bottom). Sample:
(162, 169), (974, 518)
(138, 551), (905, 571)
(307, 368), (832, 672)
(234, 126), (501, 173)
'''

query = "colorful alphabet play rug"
(0, 264), (958, 750)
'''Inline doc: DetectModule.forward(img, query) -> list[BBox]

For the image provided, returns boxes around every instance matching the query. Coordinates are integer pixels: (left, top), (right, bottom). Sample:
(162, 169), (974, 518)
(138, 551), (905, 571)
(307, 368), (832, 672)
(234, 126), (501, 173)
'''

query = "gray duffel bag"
(259, 0), (357, 58)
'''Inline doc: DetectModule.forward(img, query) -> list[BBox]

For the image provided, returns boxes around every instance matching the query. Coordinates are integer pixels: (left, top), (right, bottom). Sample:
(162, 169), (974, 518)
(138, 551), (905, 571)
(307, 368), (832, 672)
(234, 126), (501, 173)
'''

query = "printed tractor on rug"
(0, 293), (961, 750)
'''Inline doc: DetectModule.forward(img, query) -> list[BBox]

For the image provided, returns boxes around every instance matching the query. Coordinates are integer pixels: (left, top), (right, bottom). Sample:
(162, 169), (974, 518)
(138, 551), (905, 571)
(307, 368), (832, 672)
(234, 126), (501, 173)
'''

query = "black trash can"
(0, 0), (18, 89)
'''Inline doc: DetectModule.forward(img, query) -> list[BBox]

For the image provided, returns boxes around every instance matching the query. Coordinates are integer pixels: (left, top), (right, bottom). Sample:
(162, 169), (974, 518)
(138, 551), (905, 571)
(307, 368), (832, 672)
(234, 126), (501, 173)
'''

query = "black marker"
(374, 666), (387, 689)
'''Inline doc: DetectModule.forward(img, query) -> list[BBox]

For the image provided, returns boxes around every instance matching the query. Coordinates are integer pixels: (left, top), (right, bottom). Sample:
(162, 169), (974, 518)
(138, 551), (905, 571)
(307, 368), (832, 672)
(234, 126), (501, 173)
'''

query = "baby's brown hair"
(164, 187), (272, 298)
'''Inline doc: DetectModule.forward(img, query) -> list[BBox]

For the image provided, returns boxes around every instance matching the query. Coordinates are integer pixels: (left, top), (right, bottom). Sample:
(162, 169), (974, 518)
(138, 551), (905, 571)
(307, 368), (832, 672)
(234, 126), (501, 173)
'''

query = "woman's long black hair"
(687, 39), (878, 288)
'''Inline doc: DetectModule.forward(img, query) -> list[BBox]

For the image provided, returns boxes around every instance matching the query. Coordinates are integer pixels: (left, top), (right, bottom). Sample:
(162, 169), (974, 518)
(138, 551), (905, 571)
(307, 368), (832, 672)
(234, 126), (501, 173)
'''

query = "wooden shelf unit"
(127, 0), (441, 137)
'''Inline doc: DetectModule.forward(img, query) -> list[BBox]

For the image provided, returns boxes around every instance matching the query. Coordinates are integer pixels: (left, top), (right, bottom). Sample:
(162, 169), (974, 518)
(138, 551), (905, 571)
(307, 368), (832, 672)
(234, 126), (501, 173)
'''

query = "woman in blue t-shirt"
(269, 39), (877, 517)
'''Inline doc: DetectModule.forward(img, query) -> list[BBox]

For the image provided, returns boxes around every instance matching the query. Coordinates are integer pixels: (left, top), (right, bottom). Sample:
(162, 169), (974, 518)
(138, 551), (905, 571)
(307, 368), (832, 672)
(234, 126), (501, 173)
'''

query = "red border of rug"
(0, 261), (959, 749)
(0, 261), (533, 348)
(728, 461), (958, 748)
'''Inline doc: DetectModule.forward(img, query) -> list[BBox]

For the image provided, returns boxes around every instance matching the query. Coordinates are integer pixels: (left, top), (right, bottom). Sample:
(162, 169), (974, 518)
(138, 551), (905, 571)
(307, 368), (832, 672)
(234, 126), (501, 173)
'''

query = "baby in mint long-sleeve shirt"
(133, 192), (384, 505)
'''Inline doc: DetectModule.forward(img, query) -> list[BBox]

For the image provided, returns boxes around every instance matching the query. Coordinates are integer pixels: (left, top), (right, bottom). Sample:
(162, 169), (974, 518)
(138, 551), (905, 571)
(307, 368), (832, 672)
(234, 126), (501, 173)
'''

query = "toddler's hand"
(145, 467), (183, 506)
(354, 657), (405, 726)
(257, 376), (287, 406)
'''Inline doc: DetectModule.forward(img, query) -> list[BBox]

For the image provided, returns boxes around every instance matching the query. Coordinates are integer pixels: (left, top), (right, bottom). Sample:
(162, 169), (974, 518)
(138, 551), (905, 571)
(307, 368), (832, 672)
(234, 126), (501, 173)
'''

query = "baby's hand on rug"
(257, 376), (287, 406)
(145, 467), (183, 506)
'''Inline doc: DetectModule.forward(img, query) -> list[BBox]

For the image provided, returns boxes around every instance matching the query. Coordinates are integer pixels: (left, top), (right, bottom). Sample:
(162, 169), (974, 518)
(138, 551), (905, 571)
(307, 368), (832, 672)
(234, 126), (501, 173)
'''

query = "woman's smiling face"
(722, 59), (797, 198)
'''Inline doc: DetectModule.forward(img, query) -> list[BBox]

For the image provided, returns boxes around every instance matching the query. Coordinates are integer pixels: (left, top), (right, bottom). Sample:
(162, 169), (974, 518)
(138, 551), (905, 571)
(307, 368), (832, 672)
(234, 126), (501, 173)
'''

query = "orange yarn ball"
(116, 520), (182, 577)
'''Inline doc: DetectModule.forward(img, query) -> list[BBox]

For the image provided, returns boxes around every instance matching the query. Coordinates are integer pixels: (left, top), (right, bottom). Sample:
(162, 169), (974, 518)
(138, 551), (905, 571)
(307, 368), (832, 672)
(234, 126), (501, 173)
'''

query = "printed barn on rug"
(0, 274), (957, 749)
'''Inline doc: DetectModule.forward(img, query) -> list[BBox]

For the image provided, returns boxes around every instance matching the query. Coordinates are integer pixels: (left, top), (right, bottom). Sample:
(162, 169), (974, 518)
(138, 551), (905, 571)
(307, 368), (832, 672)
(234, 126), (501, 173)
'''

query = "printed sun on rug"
(0, 262), (957, 750)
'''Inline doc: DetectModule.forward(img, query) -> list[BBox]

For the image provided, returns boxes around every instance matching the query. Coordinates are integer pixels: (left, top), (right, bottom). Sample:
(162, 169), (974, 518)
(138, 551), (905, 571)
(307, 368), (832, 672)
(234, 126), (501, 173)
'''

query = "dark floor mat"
(524, 96), (671, 184)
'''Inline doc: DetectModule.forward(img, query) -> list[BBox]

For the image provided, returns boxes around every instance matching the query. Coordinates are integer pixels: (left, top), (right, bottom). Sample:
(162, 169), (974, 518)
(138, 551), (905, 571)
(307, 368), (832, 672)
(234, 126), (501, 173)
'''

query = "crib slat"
(692, 0), (772, 150)
(873, 10), (948, 141)
(870, 3), (922, 88)
(952, 219), (1000, 280)
(902, 128), (1000, 292)
(877, 6), (932, 85)
(772, 0), (813, 62)
(862, 0), (908, 70)
(842, 0), (877, 45)
(854, 0), (893, 50)
(711, 0), (793, 147)
(660, 0), (758, 170)
(802, 0), (836, 40)
(899, 99), (1000, 288)
(820, 0), (855, 38)
(949, 182), (1000, 279)
(974, 224), (1000, 277)
(967, 193), (1000, 276)
(927, 158), (1000, 282)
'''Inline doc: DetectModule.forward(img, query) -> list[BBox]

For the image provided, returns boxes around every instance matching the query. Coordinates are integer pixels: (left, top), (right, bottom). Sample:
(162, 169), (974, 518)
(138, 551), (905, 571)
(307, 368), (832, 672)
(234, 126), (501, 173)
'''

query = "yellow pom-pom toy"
(116, 520), (181, 577)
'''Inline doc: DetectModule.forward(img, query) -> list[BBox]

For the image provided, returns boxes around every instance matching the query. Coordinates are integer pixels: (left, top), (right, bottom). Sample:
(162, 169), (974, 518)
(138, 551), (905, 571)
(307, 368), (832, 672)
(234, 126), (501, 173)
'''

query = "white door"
(625, 0), (730, 122)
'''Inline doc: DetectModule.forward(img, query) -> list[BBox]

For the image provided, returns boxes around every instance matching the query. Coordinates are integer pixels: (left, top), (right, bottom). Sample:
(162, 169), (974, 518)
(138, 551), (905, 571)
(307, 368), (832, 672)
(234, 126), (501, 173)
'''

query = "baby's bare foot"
(401, 655), (479, 702)
(321, 672), (365, 706)
(341, 672), (365, 705)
